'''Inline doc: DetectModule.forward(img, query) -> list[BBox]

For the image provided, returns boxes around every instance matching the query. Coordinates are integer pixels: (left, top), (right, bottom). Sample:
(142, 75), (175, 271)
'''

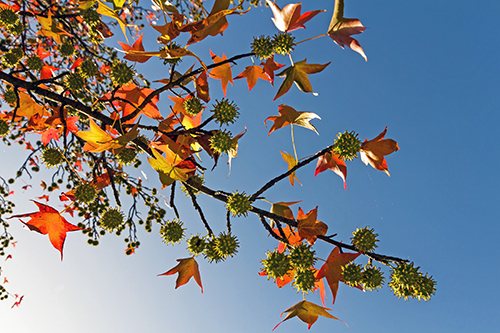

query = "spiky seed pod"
(0, 8), (19, 28)
(0, 119), (9, 137)
(351, 226), (379, 253)
(159, 219), (185, 245)
(3, 89), (17, 105)
(333, 130), (361, 161)
(289, 243), (316, 271)
(414, 273), (436, 301)
(162, 42), (183, 66)
(116, 148), (137, 165)
(261, 249), (292, 281)
(100, 208), (124, 231)
(66, 72), (86, 92)
(41, 147), (63, 168)
(342, 262), (363, 287)
(292, 268), (317, 294)
(272, 32), (295, 55)
(111, 62), (134, 86)
(212, 99), (239, 126)
(26, 56), (44, 71)
(74, 182), (97, 204)
(225, 191), (252, 217)
(80, 60), (99, 78)
(183, 96), (203, 116)
(187, 234), (206, 256)
(204, 237), (224, 263)
(389, 282), (414, 301)
(82, 9), (100, 27)
(215, 232), (239, 259)
(60, 41), (75, 57)
(3, 47), (24, 68)
(210, 129), (234, 155)
(390, 262), (421, 289)
(362, 265), (385, 291)
(181, 174), (205, 197)
(251, 35), (274, 60)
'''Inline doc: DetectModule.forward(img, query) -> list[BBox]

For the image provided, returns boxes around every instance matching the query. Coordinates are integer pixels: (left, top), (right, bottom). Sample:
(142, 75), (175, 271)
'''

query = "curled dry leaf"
(273, 300), (346, 330)
(158, 257), (203, 293)
(360, 126), (399, 176)
(266, 0), (325, 32)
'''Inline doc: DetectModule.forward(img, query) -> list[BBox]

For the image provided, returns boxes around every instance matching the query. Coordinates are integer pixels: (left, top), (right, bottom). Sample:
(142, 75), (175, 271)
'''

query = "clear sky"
(1, 0), (499, 332)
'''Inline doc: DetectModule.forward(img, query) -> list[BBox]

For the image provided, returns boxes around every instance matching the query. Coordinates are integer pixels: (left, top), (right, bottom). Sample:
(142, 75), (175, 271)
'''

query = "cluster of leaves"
(0, 0), (435, 329)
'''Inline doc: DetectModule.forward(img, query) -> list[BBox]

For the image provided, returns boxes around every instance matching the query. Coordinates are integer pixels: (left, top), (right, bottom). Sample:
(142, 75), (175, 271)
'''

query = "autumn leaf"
(181, 0), (250, 45)
(76, 118), (139, 153)
(270, 200), (301, 229)
(280, 151), (301, 186)
(296, 206), (328, 245)
(152, 13), (185, 44)
(195, 70), (210, 102)
(261, 56), (284, 86)
(234, 65), (270, 91)
(259, 269), (294, 288)
(272, 300), (346, 331)
(96, 0), (130, 42)
(317, 246), (361, 304)
(274, 59), (330, 100)
(265, 104), (320, 135)
(16, 92), (50, 119)
(209, 50), (232, 97)
(36, 12), (72, 44)
(158, 257), (203, 293)
(360, 126), (399, 176)
(227, 127), (247, 175)
(266, 0), (325, 32)
(117, 33), (151, 63)
(8, 201), (82, 259)
(147, 147), (196, 188)
(103, 83), (162, 122)
(315, 152), (347, 190)
(120, 47), (206, 70)
(328, 0), (367, 61)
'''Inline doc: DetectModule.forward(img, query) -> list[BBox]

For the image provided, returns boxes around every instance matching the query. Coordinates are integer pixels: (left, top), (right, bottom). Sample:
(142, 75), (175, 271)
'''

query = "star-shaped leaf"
(158, 257), (203, 293)
(117, 33), (151, 63)
(76, 118), (139, 153)
(209, 50), (232, 97)
(234, 65), (270, 91)
(280, 151), (301, 186)
(360, 126), (399, 176)
(328, 0), (367, 61)
(315, 152), (347, 190)
(9, 201), (82, 259)
(36, 12), (72, 45)
(317, 247), (361, 304)
(296, 206), (328, 245)
(266, 0), (325, 32)
(273, 300), (346, 331)
(265, 104), (320, 135)
(274, 59), (330, 100)
(261, 56), (285, 86)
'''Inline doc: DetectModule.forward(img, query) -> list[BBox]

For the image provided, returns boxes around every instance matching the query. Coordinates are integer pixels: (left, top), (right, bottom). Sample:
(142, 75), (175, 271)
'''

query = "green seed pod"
(292, 268), (317, 294)
(0, 119), (9, 137)
(60, 41), (75, 57)
(66, 72), (86, 92)
(251, 35), (274, 60)
(100, 208), (125, 231)
(82, 9), (100, 27)
(413, 273), (436, 301)
(74, 182), (97, 204)
(41, 147), (63, 168)
(289, 243), (316, 271)
(225, 191), (252, 217)
(80, 60), (99, 78)
(3, 89), (17, 105)
(181, 174), (205, 197)
(215, 232), (239, 259)
(0, 8), (19, 28)
(26, 56), (44, 71)
(187, 234), (206, 256)
(362, 265), (385, 291)
(272, 32), (295, 55)
(116, 148), (137, 165)
(111, 62), (134, 86)
(261, 249), (292, 281)
(212, 99), (239, 126)
(342, 262), (363, 287)
(209, 129), (234, 155)
(159, 219), (186, 245)
(351, 226), (379, 253)
(333, 130), (362, 161)
(183, 96), (203, 116)
(203, 237), (224, 263)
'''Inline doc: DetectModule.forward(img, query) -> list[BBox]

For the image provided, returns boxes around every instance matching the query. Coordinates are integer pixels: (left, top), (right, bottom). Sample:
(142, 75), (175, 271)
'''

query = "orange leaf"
(76, 118), (139, 153)
(152, 13), (185, 44)
(360, 126), (399, 176)
(266, 0), (325, 32)
(158, 257), (203, 293)
(296, 206), (327, 245)
(280, 151), (301, 186)
(273, 300), (346, 331)
(118, 33), (151, 63)
(195, 70), (210, 102)
(36, 12), (72, 45)
(265, 104), (320, 135)
(315, 152), (347, 190)
(234, 65), (270, 91)
(16, 92), (50, 119)
(8, 201), (82, 259)
(328, 0), (367, 61)
(104, 83), (162, 122)
(317, 247), (360, 304)
(274, 59), (330, 100)
(259, 269), (294, 288)
(261, 56), (284, 86)
(209, 50), (232, 97)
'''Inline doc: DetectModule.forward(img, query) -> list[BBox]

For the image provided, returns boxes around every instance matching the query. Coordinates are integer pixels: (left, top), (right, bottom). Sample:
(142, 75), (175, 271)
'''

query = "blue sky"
(1, 0), (499, 332)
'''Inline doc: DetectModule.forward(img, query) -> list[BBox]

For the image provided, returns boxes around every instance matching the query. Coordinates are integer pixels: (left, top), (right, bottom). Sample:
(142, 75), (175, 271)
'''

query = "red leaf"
(261, 56), (284, 87)
(234, 65), (270, 91)
(209, 50), (232, 97)
(158, 257), (203, 293)
(118, 33), (152, 63)
(9, 201), (82, 259)
(315, 152), (347, 190)
(360, 126), (399, 176)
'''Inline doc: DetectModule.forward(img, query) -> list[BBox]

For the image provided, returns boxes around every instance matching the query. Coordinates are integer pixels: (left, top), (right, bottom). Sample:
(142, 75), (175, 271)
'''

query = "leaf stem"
(295, 33), (328, 45)
(291, 124), (298, 162)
